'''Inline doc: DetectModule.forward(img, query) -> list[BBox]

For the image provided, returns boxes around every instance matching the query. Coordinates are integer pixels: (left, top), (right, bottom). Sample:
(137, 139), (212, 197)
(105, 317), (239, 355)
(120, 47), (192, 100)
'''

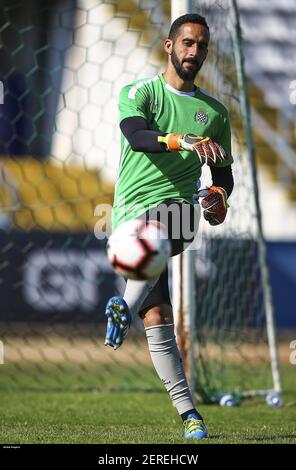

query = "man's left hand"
(195, 185), (229, 225)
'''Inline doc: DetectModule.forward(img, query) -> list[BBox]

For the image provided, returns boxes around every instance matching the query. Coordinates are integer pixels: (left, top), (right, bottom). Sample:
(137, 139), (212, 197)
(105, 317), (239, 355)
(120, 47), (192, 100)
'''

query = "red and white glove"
(195, 185), (229, 225)
(158, 133), (227, 165)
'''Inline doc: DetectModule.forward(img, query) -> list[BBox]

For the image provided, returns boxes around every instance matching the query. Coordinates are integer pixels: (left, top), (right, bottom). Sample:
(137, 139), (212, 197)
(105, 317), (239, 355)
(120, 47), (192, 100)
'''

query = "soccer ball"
(107, 218), (171, 280)
(219, 394), (239, 407)
(266, 392), (283, 408)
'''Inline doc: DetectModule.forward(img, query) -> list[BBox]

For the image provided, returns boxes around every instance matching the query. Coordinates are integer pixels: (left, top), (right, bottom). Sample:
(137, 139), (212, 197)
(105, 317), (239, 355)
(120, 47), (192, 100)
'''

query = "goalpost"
(171, 0), (198, 400)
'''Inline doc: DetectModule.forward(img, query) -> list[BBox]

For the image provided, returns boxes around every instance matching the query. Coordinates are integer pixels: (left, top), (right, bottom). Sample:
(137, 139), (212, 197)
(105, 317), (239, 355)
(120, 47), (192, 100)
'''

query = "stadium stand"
(238, 0), (296, 208)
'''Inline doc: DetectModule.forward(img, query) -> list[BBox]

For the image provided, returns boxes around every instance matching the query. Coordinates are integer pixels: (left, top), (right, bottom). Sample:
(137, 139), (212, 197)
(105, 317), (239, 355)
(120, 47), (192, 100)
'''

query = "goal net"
(0, 0), (280, 402)
(183, 0), (280, 402)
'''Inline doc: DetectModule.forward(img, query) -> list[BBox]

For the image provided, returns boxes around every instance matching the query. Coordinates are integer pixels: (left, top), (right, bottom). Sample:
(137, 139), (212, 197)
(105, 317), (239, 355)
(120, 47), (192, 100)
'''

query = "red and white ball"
(107, 219), (171, 280)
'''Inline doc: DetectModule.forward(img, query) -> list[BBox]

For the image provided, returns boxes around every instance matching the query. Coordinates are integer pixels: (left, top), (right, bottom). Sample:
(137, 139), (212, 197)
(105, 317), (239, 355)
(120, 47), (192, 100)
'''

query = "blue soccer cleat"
(104, 296), (131, 350)
(183, 413), (209, 439)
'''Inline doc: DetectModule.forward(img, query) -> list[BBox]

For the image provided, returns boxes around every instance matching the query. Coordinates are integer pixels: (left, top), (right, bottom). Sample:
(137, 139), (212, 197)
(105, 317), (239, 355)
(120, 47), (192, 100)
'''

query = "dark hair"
(168, 13), (209, 40)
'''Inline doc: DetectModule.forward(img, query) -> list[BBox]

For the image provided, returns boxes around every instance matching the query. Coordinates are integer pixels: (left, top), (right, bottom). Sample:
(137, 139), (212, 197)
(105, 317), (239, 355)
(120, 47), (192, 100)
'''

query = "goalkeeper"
(104, 13), (234, 439)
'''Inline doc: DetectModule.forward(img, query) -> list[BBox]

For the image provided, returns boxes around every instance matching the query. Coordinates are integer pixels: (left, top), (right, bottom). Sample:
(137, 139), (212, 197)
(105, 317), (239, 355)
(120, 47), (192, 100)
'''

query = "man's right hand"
(158, 133), (227, 165)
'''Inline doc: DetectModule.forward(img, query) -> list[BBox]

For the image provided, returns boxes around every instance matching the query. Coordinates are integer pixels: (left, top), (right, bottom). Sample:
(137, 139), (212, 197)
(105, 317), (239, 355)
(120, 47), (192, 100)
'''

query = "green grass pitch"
(0, 365), (295, 444)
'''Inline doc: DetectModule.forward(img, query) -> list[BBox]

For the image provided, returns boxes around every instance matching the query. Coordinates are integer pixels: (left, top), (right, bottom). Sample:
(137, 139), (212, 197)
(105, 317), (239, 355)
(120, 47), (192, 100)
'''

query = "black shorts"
(136, 199), (200, 313)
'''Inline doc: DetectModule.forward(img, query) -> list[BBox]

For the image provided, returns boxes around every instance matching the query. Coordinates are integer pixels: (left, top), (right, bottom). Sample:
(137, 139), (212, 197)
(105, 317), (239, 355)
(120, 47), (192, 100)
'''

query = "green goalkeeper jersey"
(112, 73), (233, 229)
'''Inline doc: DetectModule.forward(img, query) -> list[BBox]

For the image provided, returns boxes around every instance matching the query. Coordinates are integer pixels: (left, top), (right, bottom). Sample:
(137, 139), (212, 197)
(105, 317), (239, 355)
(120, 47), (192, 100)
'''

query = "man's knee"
(140, 303), (173, 328)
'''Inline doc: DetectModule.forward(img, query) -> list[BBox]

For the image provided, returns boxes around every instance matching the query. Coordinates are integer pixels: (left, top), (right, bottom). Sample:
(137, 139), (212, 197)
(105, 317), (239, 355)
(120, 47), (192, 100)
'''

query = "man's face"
(169, 23), (209, 81)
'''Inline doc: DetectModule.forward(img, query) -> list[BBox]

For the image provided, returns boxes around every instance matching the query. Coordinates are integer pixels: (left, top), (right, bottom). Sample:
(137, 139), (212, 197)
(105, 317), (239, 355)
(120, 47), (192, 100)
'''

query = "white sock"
(145, 323), (195, 415)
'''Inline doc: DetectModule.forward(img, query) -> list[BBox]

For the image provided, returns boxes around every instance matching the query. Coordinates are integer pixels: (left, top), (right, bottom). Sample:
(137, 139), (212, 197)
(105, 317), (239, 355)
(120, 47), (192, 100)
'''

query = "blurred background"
(0, 0), (295, 323)
(0, 0), (295, 394)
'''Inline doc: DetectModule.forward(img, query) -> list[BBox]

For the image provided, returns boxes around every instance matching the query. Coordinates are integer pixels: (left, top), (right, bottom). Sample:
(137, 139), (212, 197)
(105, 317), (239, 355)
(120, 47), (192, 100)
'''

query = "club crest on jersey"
(195, 109), (208, 125)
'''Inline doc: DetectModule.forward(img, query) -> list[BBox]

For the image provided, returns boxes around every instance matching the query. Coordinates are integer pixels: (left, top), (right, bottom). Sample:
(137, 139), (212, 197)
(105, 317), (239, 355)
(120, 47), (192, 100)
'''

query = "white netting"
(0, 0), (278, 400)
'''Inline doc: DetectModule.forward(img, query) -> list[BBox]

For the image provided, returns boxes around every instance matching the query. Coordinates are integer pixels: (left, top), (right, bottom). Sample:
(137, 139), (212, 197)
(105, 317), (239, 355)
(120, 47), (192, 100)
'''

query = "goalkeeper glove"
(194, 185), (229, 225)
(158, 133), (227, 165)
